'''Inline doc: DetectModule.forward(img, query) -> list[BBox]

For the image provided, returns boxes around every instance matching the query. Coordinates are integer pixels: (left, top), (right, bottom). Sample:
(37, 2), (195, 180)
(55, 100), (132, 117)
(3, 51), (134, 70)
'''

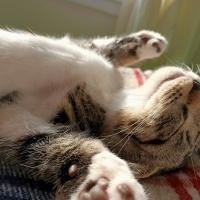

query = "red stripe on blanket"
(166, 174), (192, 200)
(182, 168), (200, 193)
(132, 68), (143, 86)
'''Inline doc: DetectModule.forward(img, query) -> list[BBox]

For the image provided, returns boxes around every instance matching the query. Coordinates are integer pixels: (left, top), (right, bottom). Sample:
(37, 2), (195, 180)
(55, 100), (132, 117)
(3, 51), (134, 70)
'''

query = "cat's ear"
(128, 162), (160, 178)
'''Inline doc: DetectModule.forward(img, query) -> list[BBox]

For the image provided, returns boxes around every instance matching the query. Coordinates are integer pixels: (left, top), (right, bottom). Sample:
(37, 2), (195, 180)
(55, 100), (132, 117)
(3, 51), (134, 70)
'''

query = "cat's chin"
(157, 71), (184, 87)
(141, 67), (197, 100)
(146, 74), (184, 100)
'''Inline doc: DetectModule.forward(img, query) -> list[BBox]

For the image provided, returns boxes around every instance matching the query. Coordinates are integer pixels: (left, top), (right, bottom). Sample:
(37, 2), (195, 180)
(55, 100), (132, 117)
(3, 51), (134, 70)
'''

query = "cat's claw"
(71, 152), (147, 200)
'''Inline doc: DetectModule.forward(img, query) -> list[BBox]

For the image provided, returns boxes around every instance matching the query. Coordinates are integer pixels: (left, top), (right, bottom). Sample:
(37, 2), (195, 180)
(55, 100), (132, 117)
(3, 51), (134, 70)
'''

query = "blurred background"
(0, 0), (200, 69)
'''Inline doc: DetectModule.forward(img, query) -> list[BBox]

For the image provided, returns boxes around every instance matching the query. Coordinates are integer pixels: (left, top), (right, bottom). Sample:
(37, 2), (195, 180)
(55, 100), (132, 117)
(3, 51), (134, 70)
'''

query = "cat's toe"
(79, 178), (108, 200)
(68, 152), (147, 200)
(79, 178), (137, 200)
(118, 184), (134, 199)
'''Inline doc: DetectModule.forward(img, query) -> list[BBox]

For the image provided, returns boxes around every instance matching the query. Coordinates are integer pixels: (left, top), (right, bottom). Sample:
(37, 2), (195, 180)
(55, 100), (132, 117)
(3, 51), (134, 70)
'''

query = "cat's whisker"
(116, 112), (156, 155)
(56, 181), (65, 193)
(112, 98), (171, 149)
(115, 112), (158, 155)
(128, 99), (172, 138)
(112, 134), (130, 150)
(116, 99), (175, 155)
(101, 113), (146, 145)
(101, 131), (122, 141)
(163, 56), (194, 75)
(180, 62), (195, 73)
(101, 123), (133, 147)
(196, 64), (200, 75)
(163, 55), (180, 67)
(117, 134), (132, 155)
(109, 126), (133, 147)
(123, 97), (172, 148)
(20, 163), (41, 169)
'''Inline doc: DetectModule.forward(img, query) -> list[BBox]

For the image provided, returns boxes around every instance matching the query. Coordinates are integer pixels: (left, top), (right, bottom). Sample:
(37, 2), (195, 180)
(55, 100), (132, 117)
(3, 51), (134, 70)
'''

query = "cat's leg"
(69, 151), (147, 200)
(88, 30), (168, 67)
(0, 108), (147, 200)
(0, 107), (146, 199)
(0, 29), (121, 95)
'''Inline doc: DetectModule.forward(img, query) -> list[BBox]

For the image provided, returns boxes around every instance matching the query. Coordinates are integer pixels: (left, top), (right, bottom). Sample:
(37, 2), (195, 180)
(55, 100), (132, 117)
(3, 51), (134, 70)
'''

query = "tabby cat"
(0, 29), (200, 200)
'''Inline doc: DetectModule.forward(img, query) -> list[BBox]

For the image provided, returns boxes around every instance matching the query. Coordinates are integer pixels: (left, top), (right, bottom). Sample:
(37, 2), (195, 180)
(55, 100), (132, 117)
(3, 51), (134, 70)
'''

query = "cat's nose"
(191, 80), (200, 91)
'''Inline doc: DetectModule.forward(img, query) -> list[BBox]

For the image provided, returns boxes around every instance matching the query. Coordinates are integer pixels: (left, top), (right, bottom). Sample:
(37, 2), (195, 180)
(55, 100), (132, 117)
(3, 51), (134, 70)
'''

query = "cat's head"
(103, 66), (200, 178)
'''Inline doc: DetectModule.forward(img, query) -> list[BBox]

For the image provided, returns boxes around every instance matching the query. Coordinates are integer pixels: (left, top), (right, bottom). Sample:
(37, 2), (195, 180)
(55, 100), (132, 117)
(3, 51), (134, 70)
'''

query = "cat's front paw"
(111, 30), (167, 66)
(70, 151), (147, 200)
(132, 30), (168, 60)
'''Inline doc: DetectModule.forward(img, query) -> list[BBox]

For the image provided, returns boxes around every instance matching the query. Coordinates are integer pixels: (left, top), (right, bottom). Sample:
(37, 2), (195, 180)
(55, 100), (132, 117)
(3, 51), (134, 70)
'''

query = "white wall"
(0, 0), (121, 37)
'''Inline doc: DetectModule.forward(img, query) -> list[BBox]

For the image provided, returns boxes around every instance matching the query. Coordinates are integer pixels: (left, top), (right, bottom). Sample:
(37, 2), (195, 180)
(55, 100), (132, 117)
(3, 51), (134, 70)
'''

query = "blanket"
(0, 68), (200, 200)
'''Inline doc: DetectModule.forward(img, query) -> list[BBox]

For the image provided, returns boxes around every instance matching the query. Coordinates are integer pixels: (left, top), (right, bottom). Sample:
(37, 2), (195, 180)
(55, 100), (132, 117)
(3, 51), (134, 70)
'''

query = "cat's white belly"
(0, 29), (122, 97)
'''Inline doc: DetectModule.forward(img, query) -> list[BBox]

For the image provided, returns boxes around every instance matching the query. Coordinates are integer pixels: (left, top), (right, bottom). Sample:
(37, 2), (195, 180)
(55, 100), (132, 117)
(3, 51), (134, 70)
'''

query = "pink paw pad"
(79, 178), (109, 200)
(118, 184), (135, 200)
(79, 178), (136, 200)
(68, 163), (79, 178)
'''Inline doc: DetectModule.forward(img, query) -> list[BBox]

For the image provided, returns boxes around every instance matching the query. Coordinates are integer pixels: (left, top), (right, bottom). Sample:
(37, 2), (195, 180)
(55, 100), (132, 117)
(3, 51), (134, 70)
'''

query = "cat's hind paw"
(71, 152), (147, 200)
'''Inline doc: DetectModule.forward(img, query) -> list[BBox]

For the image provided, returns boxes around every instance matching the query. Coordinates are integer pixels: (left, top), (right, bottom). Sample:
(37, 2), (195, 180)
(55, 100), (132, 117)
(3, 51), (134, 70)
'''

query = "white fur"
(131, 30), (168, 60)
(0, 29), (168, 139)
(0, 29), (122, 141)
(70, 151), (147, 200)
(0, 29), (168, 200)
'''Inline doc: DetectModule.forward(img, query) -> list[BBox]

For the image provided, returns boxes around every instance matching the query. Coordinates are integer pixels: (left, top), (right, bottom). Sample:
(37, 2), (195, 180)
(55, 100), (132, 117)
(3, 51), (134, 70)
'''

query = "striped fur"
(0, 29), (199, 200)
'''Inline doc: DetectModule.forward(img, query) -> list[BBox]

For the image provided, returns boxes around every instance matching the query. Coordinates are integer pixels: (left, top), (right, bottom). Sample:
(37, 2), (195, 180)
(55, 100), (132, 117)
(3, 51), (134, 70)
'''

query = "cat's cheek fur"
(62, 152), (147, 200)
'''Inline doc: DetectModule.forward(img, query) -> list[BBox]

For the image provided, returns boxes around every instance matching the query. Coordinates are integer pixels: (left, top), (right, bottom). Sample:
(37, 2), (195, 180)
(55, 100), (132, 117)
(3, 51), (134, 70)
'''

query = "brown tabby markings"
(0, 91), (19, 105)
(54, 84), (106, 136)
(1, 29), (200, 200)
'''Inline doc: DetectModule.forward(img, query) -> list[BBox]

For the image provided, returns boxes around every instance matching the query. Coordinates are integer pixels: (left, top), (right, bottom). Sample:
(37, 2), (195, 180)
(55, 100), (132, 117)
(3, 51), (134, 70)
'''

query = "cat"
(0, 28), (199, 200)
